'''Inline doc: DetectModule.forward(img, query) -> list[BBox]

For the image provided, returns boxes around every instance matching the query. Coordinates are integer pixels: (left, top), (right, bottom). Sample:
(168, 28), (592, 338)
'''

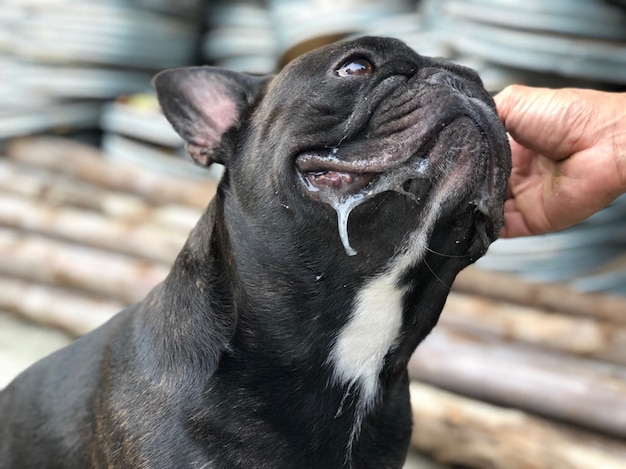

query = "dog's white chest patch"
(329, 273), (405, 405)
(328, 267), (408, 462)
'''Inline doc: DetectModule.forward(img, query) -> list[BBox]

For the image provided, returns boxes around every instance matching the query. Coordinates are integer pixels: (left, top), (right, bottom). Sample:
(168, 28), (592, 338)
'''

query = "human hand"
(494, 85), (626, 238)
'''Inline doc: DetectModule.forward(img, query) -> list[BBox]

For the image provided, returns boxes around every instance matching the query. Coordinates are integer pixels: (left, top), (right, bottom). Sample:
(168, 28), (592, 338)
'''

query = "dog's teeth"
(307, 171), (355, 189)
(305, 171), (374, 194)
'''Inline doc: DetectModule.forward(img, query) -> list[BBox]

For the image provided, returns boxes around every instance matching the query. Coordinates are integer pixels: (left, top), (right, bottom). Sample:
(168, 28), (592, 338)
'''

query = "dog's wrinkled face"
(255, 37), (509, 258)
(154, 36), (510, 270)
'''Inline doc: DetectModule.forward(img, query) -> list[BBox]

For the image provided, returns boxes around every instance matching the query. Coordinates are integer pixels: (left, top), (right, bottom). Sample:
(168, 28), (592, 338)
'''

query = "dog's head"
(154, 36), (510, 279)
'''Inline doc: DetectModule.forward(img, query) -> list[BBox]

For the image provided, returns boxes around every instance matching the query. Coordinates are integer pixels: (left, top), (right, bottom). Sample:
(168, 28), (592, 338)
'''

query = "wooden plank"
(453, 266), (626, 324)
(441, 292), (626, 365)
(0, 192), (186, 264)
(0, 276), (120, 337)
(0, 159), (202, 231)
(6, 136), (216, 209)
(410, 382), (626, 469)
(409, 328), (626, 437)
(0, 228), (167, 304)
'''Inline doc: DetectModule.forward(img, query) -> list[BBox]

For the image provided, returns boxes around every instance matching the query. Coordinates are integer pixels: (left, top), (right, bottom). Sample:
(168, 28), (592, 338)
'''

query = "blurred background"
(1, 0), (626, 467)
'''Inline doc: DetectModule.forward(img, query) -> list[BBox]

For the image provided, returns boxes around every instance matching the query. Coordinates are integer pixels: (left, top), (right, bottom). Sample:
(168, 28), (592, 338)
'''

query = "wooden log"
(0, 159), (139, 216)
(0, 192), (186, 264)
(0, 228), (168, 304)
(6, 136), (216, 209)
(441, 292), (626, 365)
(0, 160), (202, 232)
(149, 204), (204, 233)
(408, 328), (626, 437)
(0, 276), (120, 337)
(453, 266), (626, 324)
(410, 382), (626, 469)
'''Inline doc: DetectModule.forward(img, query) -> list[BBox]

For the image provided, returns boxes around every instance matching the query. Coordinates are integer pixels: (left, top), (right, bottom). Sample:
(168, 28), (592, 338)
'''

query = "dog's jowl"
(0, 37), (510, 468)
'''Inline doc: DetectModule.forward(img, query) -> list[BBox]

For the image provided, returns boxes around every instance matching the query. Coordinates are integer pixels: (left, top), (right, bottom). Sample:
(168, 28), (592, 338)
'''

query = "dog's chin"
(469, 211), (497, 258)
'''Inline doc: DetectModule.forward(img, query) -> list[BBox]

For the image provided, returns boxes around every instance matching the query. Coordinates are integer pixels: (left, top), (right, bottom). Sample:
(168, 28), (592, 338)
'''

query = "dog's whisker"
(372, 191), (392, 211)
(423, 257), (452, 289)
(425, 245), (470, 259)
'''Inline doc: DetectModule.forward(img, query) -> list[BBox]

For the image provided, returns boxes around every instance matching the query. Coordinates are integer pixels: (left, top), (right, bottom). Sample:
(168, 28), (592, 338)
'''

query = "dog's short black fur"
(0, 37), (510, 468)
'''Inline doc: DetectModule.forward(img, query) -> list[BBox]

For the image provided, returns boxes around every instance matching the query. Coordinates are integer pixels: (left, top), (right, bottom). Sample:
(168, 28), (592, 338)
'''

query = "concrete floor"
(0, 311), (73, 389)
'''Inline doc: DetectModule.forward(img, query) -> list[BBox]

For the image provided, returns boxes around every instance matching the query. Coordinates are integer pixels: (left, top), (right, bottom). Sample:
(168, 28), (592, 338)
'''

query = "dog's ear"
(153, 66), (269, 166)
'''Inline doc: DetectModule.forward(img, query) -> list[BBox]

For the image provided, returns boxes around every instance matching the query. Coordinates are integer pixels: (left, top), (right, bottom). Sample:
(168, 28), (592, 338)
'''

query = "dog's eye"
(336, 58), (374, 77)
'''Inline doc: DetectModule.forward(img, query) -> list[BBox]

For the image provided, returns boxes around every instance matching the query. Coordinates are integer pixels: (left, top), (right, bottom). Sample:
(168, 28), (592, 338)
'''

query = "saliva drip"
(330, 193), (365, 256)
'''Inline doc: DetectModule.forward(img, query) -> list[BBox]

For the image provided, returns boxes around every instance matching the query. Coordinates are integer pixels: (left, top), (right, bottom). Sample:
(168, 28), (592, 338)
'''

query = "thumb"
(495, 85), (593, 162)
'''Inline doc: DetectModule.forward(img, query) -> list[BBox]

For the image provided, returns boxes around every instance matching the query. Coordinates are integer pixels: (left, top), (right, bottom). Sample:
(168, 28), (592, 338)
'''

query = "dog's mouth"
(295, 148), (430, 194)
(295, 150), (432, 256)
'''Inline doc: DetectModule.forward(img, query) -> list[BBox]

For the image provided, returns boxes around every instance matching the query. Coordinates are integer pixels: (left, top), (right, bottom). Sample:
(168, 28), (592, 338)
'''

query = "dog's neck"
(136, 184), (466, 465)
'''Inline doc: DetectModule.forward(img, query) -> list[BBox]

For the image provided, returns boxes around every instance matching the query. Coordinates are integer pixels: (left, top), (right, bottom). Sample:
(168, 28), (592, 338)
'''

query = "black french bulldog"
(0, 37), (510, 468)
